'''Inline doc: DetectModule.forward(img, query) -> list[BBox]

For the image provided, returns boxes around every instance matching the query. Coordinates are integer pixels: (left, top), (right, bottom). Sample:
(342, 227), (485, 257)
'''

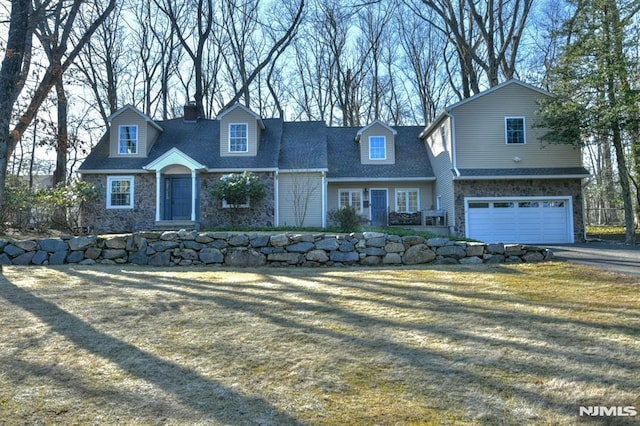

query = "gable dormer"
(217, 103), (265, 157)
(355, 120), (397, 165)
(107, 105), (163, 158)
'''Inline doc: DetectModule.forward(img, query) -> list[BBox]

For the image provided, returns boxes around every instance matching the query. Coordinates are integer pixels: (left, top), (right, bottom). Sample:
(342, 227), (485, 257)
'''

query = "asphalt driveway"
(550, 242), (640, 279)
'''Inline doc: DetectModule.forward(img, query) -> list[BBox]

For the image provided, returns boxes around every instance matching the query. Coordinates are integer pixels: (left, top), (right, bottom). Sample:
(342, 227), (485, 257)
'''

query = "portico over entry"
(143, 148), (206, 224)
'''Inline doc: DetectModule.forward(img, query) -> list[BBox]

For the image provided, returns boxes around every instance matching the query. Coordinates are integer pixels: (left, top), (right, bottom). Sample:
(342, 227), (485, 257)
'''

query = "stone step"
(152, 221), (200, 231)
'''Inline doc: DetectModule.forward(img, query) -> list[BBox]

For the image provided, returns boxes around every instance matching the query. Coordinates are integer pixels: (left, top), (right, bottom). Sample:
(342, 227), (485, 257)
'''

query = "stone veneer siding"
(199, 172), (275, 228)
(453, 179), (585, 242)
(83, 173), (157, 233)
(82, 172), (275, 233)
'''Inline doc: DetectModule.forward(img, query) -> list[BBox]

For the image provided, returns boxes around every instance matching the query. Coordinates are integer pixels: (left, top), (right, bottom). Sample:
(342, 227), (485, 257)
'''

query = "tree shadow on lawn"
(13, 264), (640, 423)
(0, 274), (303, 425)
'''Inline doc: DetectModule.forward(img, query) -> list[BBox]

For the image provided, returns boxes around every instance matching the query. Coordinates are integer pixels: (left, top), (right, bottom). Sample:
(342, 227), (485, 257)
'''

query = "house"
(79, 80), (589, 244)
(420, 80), (589, 243)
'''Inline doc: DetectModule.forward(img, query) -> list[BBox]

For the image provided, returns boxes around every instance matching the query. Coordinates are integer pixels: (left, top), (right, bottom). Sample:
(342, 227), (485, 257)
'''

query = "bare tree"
(398, 6), (452, 123)
(156, 0), (216, 118)
(219, 0), (304, 113)
(288, 22), (335, 122)
(0, 0), (115, 206)
(0, 0), (34, 207)
(414, 0), (533, 97)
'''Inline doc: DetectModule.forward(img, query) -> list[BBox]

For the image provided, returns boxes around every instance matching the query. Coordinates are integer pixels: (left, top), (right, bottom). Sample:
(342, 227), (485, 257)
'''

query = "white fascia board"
(326, 177), (436, 182)
(356, 120), (398, 140)
(205, 168), (277, 173)
(446, 79), (551, 112)
(278, 168), (329, 173)
(78, 169), (148, 174)
(454, 174), (590, 180)
(419, 111), (450, 139)
(143, 147), (206, 171)
(107, 105), (163, 132)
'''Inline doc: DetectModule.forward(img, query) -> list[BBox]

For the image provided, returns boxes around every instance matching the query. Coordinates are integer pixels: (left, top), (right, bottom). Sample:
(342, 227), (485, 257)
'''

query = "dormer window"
(118, 125), (138, 154)
(229, 123), (248, 152)
(505, 117), (525, 144)
(369, 136), (386, 160)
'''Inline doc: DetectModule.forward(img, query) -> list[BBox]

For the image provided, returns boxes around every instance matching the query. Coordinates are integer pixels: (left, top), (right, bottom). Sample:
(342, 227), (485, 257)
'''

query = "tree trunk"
(0, 0), (31, 208)
(53, 78), (68, 186)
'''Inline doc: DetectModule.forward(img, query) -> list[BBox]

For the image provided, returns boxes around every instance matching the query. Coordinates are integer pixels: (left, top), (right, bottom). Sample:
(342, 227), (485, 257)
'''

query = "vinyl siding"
(219, 108), (261, 157)
(109, 109), (155, 158)
(327, 181), (434, 221)
(453, 83), (582, 169)
(359, 123), (396, 164)
(424, 118), (455, 227)
(278, 172), (323, 227)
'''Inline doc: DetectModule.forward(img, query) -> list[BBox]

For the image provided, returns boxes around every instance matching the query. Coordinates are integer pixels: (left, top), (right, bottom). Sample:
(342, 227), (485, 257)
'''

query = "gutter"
(325, 177), (436, 182)
(454, 174), (591, 181)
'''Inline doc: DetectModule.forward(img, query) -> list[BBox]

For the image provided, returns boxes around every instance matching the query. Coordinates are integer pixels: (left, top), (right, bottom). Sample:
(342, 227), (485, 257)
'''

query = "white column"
(321, 171), (326, 228)
(274, 171), (279, 226)
(155, 171), (161, 222)
(191, 169), (197, 221)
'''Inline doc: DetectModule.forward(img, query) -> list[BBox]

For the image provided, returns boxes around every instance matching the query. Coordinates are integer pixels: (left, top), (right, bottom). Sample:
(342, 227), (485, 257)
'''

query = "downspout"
(274, 170), (279, 226)
(322, 171), (327, 228)
(448, 111), (460, 236)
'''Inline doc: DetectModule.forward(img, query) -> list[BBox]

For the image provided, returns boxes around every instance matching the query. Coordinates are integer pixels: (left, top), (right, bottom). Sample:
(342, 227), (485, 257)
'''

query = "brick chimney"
(183, 101), (198, 123)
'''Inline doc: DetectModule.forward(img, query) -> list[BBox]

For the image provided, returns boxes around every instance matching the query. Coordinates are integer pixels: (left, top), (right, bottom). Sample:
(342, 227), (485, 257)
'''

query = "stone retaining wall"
(0, 231), (553, 267)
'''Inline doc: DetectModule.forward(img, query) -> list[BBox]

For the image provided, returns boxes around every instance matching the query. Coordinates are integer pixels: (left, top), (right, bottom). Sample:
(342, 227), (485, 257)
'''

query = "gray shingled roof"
(79, 118), (283, 171)
(80, 118), (431, 179)
(456, 167), (590, 178)
(326, 126), (435, 179)
(279, 121), (328, 170)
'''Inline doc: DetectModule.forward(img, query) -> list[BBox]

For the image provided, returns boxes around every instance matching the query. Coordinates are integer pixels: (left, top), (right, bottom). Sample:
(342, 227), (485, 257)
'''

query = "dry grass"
(0, 262), (638, 425)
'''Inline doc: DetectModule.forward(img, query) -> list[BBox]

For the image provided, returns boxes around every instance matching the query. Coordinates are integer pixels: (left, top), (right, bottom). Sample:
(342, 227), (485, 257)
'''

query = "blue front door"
(370, 189), (387, 226)
(165, 176), (192, 220)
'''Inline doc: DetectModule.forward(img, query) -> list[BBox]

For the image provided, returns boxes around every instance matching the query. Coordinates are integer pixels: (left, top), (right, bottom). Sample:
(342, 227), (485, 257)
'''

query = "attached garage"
(465, 197), (574, 244)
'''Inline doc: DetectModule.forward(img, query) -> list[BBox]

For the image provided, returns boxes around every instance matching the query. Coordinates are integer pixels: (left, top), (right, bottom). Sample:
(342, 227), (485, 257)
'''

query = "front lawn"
(0, 263), (638, 424)
(587, 225), (639, 244)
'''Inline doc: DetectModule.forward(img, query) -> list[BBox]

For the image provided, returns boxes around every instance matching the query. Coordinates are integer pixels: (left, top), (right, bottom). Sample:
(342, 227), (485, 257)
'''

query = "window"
(338, 189), (362, 213)
(107, 176), (134, 209)
(494, 202), (515, 208)
(468, 202), (489, 208)
(369, 136), (386, 160)
(396, 189), (419, 213)
(505, 117), (525, 144)
(118, 125), (138, 154)
(229, 123), (248, 152)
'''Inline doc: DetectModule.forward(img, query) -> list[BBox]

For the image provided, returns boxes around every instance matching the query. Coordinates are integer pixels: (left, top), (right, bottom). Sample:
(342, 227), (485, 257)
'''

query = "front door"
(164, 176), (192, 220)
(370, 189), (387, 226)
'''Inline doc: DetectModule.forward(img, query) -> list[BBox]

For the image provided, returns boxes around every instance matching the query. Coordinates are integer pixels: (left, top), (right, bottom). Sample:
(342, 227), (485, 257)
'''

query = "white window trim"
(228, 123), (249, 153)
(368, 135), (387, 160)
(118, 125), (139, 155)
(395, 188), (420, 213)
(338, 189), (363, 213)
(505, 116), (526, 144)
(106, 176), (135, 209)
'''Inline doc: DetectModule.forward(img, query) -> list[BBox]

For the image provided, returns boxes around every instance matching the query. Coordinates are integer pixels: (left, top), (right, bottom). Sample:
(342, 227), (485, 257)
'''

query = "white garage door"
(466, 198), (573, 244)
